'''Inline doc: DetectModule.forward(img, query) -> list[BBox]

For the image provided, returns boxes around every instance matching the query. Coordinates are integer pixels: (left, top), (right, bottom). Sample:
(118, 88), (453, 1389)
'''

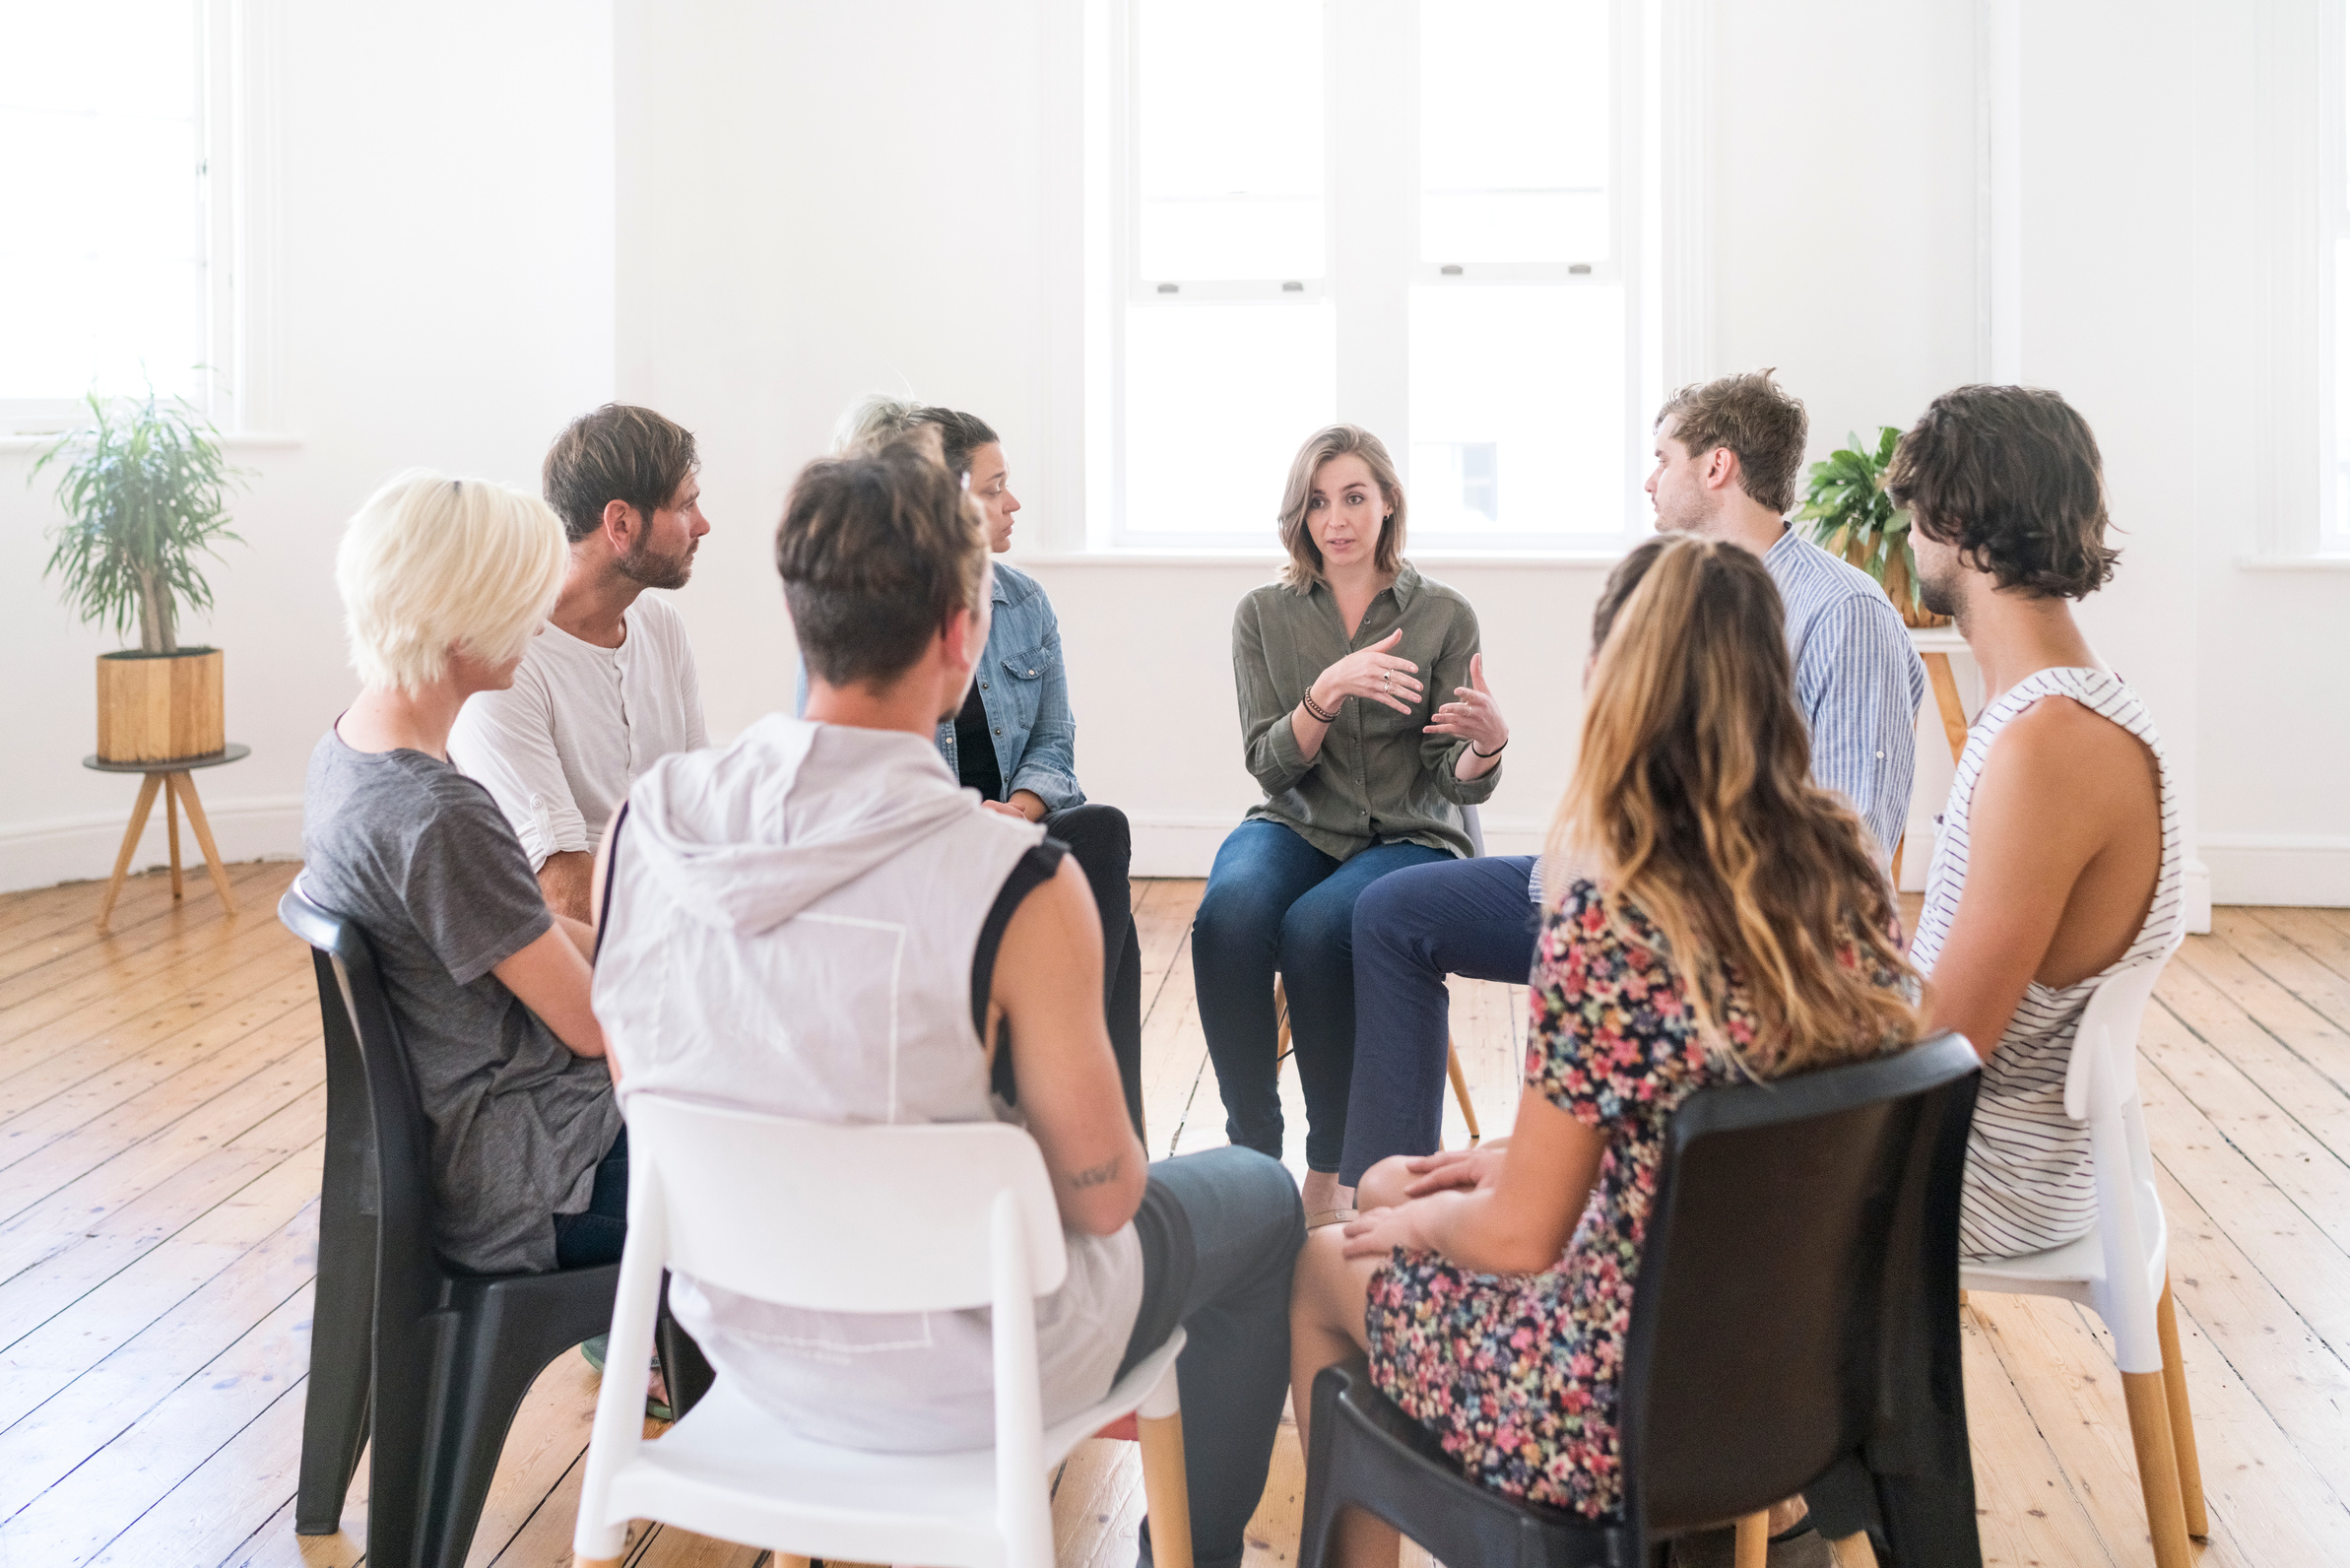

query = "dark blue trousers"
(1338, 853), (1542, 1185)
(1192, 819), (1450, 1173)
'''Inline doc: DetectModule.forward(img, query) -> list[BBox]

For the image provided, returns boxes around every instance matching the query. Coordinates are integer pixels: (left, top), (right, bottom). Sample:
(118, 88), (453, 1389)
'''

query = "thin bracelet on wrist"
(1470, 737), (1509, 758)
(1301, 687), (1341, 724)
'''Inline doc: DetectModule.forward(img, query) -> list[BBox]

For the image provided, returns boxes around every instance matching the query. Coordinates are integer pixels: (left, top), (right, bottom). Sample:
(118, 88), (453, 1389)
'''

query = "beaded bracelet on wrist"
(1301, 688), (1341, 724)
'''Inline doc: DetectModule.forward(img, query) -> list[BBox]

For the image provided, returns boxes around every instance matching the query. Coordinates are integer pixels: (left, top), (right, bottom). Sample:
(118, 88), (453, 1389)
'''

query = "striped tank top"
(1908, 667), (2183, 1261)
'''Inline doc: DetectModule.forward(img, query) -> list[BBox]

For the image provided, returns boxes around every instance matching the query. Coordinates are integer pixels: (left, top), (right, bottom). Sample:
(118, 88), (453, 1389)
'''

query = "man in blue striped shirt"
(1337, 370), (1926, 1200)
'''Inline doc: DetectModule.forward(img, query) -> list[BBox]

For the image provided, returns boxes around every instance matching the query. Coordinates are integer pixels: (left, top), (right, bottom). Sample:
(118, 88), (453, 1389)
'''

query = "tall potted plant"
(1795, 425), (1948, 629)
(33, 389), (246, 762)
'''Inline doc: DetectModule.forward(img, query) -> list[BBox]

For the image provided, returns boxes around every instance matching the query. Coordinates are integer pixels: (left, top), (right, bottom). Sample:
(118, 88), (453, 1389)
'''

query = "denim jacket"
(936, 562), (1084, 812)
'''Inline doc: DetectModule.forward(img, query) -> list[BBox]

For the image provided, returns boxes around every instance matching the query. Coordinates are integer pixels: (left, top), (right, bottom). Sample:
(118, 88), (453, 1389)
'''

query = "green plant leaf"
(31, 384), (247, 652)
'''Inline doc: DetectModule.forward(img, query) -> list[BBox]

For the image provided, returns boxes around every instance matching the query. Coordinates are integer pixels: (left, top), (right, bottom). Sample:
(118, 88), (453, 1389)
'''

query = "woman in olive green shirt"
(1194, 425), (1511, 1223)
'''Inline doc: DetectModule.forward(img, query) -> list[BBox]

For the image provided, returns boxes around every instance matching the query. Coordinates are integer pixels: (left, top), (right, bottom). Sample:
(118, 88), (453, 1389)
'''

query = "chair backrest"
(1618, 1031), (1981, 1535)
(280, 882), (448, 1298)
(1461, 803), (1486, 859)
(621, 1093), (1071, 1313)
(2062, 937), (2183, 1123)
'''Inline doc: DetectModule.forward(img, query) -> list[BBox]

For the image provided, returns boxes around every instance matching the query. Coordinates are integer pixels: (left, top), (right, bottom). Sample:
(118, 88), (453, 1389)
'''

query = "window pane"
(1409, 285), (1624, 536)
(1125, 302), (1335, 536)
(0, 1), (205, 404)
(1137, 0), (1323, 281)
(1419, 0), (1611, 264)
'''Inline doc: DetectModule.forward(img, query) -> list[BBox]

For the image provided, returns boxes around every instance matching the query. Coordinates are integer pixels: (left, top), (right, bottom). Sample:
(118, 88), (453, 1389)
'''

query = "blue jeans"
(555, 1128), (629, 1268)
(1338, 854), (1542, 1185)
(1193, 819), (1452, 1173)
(1115, 1145), (1305, 1568)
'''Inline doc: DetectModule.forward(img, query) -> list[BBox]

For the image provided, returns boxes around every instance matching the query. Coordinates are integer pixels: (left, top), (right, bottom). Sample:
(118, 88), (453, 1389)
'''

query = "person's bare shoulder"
(1967, 692), (2153, 864)
(1987, 694), (2145, 791)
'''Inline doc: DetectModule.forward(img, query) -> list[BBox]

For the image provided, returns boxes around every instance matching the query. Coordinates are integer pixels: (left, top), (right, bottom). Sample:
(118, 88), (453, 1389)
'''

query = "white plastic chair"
(570, 1098), (1192, 1568)
(1959, 941), (2205, 1568)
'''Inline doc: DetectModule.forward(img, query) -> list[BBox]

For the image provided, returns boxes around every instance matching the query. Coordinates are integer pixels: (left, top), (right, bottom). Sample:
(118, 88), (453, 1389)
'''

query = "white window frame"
(0, 0), (279, 438)
(1084, 0), (1677, 555)
(2323, 0), (2350, 550)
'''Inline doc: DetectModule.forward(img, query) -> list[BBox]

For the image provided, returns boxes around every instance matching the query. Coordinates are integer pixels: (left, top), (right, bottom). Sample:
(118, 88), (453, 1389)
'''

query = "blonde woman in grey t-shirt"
(303, 470), (623, 1276)
(1194, 425), (1513, 1225)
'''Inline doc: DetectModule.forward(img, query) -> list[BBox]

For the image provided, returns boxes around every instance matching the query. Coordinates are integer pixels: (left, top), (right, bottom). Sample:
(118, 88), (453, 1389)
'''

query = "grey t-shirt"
(301, 727), (622, 1274)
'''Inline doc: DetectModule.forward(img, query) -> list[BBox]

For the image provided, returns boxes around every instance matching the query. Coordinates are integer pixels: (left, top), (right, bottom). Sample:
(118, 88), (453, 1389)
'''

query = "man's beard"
(1917, 555), (1959, 619)
(618, 537), (693, 590)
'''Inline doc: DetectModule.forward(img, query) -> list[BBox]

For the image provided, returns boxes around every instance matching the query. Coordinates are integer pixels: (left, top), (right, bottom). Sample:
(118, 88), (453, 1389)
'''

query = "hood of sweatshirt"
(621, 713), (978, 936)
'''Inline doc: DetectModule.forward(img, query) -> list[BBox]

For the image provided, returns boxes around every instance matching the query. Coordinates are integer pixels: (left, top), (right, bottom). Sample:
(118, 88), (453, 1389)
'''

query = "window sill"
(2235, 554), (2350, 570)
(0, 431), (305, 453)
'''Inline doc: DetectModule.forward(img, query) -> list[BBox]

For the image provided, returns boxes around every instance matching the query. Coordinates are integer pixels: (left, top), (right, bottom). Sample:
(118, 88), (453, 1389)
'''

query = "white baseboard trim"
(2199, 836), (2350, 909)
(0, 795), (305, 894)
(1129, 812), (1551, 879)
(2183, 857), (2213, 935)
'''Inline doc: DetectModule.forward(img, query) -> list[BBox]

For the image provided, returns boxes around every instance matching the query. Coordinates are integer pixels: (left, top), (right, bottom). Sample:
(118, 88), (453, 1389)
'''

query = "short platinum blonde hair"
(830, 392), (927, 455)
(336, 470), (567, 693)
(1276, 425), (1407, 592)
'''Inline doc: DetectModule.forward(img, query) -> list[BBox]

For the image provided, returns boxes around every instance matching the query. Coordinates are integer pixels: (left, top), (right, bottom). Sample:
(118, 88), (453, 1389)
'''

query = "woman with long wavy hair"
(1286, 533), (1918, 1558)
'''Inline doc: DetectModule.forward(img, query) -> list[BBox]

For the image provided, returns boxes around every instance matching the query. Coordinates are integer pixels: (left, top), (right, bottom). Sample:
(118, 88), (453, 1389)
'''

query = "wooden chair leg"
(1140, 1407), (1195, 1568)
(2122, 1367), (2195, 1568)
(1445, 1039), (1481, 1143)
(1732, 1510), (1769, 1568)
(1828, 1531), (1880, 1568)
(2156, 1274), (2208, 1537)
(1273, 974), (1293, 1065)
(163, 774), (184, 900)
(96, 773), (164, 932)
(171, 770), (239, 914)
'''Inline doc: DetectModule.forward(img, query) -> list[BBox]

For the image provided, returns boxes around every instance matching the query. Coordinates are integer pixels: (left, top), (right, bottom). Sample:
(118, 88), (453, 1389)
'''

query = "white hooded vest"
(592, 713), (1142, 1451)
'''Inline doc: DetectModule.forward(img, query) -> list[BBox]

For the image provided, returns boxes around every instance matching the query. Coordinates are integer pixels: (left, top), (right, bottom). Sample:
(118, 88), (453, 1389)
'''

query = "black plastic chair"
(282, 882), (633, 1567)
(1299, 1032), (1984, 1568)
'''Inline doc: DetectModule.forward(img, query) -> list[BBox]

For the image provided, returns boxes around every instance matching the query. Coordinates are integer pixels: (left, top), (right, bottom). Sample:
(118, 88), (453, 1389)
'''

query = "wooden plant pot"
(1846, 538), (1952, 630)
(97, 648), (226, 764)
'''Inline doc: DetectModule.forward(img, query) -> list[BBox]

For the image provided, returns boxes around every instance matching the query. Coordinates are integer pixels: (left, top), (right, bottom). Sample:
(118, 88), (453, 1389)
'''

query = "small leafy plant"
(33, 388), (244, 654)
(1795, 425), (1939, 624)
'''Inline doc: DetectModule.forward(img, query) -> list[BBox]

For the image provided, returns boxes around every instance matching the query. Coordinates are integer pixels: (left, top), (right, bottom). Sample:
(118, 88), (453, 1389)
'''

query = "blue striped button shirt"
(1763, 529), (1926, 866)
(1531, 530), (1926, 901)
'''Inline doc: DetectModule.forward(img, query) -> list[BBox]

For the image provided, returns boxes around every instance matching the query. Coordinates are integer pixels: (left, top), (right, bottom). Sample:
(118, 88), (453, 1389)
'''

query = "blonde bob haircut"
(1275, 425), (1407, 593)
(336, 470), (567, 694)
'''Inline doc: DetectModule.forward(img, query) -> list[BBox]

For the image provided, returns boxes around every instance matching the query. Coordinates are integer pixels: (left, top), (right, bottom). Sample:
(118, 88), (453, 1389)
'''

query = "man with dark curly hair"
(1891, 384), (2186, 1262)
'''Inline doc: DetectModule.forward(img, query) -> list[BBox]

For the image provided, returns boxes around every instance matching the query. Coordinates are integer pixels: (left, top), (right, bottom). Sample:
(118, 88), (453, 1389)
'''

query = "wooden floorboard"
(0, 868), (2344, 1564)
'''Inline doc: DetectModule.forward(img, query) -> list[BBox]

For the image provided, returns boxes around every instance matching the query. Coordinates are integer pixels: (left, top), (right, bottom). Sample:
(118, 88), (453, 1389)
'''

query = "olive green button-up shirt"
(1231, 561), (1500, 863)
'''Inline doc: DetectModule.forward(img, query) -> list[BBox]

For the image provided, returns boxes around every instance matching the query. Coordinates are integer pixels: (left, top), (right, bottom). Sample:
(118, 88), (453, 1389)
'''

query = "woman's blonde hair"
(336, 470), (567, 694)
(1548, 535), (1917, 1078)
(1275, 425), (1406, 592)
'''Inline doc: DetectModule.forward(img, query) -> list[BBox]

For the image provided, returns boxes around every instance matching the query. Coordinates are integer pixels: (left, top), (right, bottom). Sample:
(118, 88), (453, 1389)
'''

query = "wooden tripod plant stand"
(84, 744), (249, 932)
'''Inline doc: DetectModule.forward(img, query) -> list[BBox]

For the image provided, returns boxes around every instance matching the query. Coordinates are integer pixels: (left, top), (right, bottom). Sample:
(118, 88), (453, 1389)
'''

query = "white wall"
(5, 0), (2347, 913)
(0, 1), (616, 891)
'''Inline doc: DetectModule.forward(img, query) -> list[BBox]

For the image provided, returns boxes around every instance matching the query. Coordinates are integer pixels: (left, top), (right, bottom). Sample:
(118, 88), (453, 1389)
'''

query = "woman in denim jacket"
(828, 398), (1145, 1137)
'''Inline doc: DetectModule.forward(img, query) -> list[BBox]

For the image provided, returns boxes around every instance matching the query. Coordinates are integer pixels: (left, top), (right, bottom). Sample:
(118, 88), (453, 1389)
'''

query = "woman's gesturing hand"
(1424, 652), (1508, 754)
(1312, 628), (1423, 717)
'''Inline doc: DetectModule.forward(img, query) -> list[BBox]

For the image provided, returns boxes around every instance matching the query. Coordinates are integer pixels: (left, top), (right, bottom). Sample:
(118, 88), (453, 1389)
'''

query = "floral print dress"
(1362, 878), (1750, 1519)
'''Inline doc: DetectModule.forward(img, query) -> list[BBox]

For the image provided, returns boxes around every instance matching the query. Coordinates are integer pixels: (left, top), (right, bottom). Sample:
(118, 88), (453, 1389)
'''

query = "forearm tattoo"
(1068, 1155), (1123, 1190)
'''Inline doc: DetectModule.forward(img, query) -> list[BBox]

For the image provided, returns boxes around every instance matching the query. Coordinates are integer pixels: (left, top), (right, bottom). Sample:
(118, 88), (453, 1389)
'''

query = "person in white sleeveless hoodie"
(1888, 385), (2184, 1261)
(591, 441), (1304, 1568)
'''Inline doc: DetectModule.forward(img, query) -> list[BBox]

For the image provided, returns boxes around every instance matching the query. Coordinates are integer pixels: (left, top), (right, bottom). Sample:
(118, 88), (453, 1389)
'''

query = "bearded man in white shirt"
(449, 404), (711, 922)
